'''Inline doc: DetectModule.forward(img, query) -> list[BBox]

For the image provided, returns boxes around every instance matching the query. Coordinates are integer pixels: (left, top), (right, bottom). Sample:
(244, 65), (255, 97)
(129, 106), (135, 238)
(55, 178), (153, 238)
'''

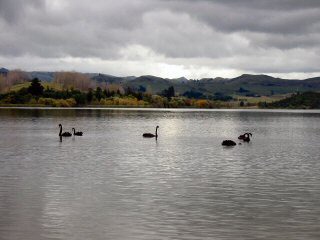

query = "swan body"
(143, 133), (156, 137)
(143, 126), (159, 138)
(72, 128), (83, 136)
(222, 140), (236, 146)
(59, 124), (72, 137)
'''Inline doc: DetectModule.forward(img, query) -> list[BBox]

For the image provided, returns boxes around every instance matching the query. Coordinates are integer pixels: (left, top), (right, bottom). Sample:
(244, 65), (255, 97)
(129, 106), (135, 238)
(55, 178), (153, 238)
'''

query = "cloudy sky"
(1, 0), (320, 79)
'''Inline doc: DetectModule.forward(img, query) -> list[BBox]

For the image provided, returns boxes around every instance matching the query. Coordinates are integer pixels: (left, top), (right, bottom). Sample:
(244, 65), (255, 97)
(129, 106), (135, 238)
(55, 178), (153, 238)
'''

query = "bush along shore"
(0, 78), (319, 109)
(0, 78), (256, 108)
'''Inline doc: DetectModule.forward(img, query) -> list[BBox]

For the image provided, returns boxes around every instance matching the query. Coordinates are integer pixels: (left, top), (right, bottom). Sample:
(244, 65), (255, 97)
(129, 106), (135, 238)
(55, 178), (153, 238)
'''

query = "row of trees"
(0, 70), (29, 93)
(0, 71), (98, 93)
(0, 78), (241, 108)
(53, 72), (94, 91)
(1, 71), (237, 102)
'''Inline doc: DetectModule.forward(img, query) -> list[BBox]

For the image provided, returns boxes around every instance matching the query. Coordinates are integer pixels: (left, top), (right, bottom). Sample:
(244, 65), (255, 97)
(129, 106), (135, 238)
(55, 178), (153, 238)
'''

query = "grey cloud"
(0, 0), (44, 23)
(171, 0), (320, 11)
(165, 0), (320, 34)
(244, 32), (320, 50)
(0, 0), (320, 77)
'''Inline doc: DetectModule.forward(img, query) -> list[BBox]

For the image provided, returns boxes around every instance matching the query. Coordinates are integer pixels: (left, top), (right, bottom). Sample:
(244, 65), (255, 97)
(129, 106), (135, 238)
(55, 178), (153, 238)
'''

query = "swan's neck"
(73, 128), (75, 134)
(155, 127), (158, 137)
(59, 125), (62, 136)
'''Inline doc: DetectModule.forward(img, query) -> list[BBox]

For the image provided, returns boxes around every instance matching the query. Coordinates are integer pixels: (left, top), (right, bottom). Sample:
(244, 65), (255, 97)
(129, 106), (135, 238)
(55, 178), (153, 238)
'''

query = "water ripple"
(0, 109), (320, 240)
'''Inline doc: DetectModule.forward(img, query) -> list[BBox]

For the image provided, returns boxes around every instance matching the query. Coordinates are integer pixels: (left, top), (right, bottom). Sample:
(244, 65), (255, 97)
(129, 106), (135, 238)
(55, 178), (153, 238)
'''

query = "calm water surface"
(0, 108), (320, 240)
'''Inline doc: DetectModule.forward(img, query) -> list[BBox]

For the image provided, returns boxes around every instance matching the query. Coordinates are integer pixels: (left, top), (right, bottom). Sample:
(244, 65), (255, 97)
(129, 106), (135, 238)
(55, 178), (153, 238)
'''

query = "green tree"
(28, 78), (44, 97)
(74, 93), (86, 105)
(95, 87), (103, 101)
(168, 86), (175, 98)
(87, 88), (93, 103)
(162, 86), (175, 100)
(138, 85), (146, 92)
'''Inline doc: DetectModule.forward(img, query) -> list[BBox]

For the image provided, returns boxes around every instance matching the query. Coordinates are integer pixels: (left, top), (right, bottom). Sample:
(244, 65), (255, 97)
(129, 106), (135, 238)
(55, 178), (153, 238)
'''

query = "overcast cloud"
(1, 0), (320, 79)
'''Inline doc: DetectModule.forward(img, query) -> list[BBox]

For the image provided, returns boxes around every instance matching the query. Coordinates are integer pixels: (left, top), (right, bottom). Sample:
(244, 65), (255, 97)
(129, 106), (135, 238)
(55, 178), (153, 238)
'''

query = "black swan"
(143, 126), (159, 138)
(238, 132), (252, 140)
(59, 124), (72, 137)
(222, 140), (236, 146)
(72, 128), (83, 136)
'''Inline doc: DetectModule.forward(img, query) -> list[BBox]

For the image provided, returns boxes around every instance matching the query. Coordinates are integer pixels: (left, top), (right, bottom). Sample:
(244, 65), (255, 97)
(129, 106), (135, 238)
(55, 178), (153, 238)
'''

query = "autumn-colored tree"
(195, 99), (210, 108)
(0, 75), (6, 93)
(151, 95), (166, 107)
(6, 70), (29, 87)
(54, 72), (94, 91)
(105, 84), (124, 95)
(0, 70), (29, 92)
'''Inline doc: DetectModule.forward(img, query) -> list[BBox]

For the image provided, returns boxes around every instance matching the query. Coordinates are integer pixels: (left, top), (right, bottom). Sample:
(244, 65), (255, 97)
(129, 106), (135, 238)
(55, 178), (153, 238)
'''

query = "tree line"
(0, 77), (239, 108)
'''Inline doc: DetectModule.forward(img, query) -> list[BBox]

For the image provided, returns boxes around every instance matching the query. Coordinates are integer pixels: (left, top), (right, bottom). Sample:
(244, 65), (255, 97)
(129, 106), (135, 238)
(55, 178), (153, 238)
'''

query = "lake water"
(0, 108), (320, 240)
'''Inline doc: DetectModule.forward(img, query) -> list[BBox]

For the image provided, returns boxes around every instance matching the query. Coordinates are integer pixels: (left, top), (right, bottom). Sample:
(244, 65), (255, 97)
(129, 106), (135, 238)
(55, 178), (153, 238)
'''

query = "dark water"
(0, 108), (320, 240)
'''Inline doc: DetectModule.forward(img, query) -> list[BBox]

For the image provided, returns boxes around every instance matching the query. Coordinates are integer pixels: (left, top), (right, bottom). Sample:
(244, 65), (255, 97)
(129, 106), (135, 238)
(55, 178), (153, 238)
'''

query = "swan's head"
(72, 128), (75, 131)
(58, 124), (62, 127)
(156, 126), (159, 129)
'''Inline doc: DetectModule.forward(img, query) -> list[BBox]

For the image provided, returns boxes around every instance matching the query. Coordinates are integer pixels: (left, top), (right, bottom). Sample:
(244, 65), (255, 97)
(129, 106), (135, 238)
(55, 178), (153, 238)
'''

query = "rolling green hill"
(123, 74), (320, 97)
(2, 67), (320, 98)
(9, 82), (62, 92)
(266, 92), (320, 109)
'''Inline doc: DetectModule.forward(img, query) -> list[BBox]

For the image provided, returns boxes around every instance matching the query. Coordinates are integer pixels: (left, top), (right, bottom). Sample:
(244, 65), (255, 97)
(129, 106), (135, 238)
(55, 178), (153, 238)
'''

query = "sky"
(1, 0), (320, 79)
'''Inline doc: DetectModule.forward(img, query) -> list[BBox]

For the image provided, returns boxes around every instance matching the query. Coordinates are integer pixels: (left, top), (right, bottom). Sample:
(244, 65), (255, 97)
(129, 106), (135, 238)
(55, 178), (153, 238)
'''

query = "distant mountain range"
(2, 67), (320, 97)
(85, 72), (320, 97)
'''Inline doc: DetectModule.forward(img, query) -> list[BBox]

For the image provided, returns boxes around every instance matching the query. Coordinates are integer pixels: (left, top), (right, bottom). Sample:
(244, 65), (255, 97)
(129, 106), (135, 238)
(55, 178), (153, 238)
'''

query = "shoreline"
(0, 103), (258, 109)
(1, 105), (319, 113)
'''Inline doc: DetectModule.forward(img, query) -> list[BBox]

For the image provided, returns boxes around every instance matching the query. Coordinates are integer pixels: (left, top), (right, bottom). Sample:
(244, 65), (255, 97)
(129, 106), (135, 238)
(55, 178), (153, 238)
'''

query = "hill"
(1, 67), (320, 98)
(125, 74), (320, 97)
(265, 92), (320, 109)
(28, 71), (55, 81)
